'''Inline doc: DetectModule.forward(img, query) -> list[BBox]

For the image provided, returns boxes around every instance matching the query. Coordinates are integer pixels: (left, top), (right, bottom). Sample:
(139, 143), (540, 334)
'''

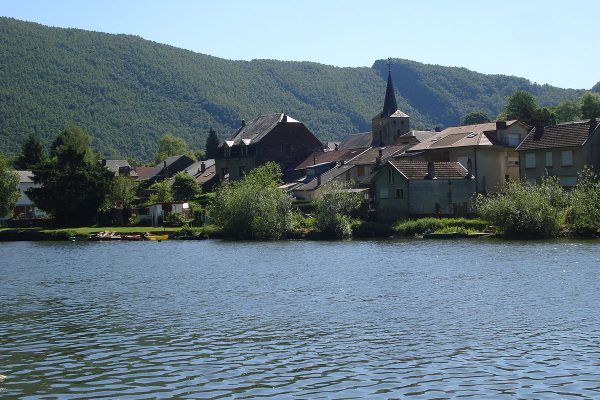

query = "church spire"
(381, 59), (398, 118)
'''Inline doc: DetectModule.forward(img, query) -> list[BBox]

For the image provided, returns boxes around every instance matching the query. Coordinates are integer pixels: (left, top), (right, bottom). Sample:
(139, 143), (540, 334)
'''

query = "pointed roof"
(382, 70), (398, 118)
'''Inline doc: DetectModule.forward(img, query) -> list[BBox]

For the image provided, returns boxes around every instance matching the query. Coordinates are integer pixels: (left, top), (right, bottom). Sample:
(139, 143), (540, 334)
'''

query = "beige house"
(403, 120), (530, 193)
(372, 160), (475, 221)
(516, 119), (600, 187)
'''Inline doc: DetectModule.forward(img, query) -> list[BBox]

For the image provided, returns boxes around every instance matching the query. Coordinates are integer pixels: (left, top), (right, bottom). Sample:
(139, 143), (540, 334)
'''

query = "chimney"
(317, 174), (322, 186)
(163, 160), (167, 168)
(282, 114), (287, 122)
(427, 161), (436, 179)
(200, 162), (206, 173)
(435, 126), (441, 132)
(496, 121), (507, 130)
(101, 159), (107, 166)
(241, 119), (246, 128)
(590, 118), (597, 134)
(378, 147), (384, 158)
(534, 125), (545, 139)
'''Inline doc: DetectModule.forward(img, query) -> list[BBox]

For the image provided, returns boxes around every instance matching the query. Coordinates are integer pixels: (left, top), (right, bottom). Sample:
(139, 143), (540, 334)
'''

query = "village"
(3, 68), (600, 239)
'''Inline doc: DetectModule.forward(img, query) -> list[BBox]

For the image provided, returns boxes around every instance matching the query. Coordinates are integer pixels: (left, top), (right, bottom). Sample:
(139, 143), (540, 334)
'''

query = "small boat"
(121, 234), (146, 241)
(89, 231), (121, 241)
(146, 234), (169, 241)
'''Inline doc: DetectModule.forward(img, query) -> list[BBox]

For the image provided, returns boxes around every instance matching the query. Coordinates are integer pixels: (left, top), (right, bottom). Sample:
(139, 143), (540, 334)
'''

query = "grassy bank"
(0, 226), (221, 241)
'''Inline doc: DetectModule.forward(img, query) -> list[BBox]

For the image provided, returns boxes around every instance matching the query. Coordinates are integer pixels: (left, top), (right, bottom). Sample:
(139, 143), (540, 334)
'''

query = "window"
(545, 152), (553, 167)
(561, 150), (573, 166)
(525, 153), (536, 169)
(357, 165), (365, 177)
(379, 188), (389, 199)
(508, 156), (519, 166)
(241, 145), (247, 157)
(387, 169), (394, 184)
(224, 148), (231, 158)
(395, 188), (404, 199)
(507, 133), (520, 147)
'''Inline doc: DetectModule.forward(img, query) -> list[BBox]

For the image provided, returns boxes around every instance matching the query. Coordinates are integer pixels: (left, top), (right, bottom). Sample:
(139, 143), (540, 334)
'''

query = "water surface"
(1, 239), (600, 398)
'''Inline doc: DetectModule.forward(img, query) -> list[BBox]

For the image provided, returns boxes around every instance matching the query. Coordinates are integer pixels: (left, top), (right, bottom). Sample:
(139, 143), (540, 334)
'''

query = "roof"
(137, 155), (194, 180)
(293, 164), (354, 192)
(402, 130), (438, 143)
(516, 119), (599, 151)
(220, 113), (300, 147)
(388, 161), (469, 180)
(337, 132), (372, 150)
(381, 71), (399, 118)
(408, 120), (518, 151)
(294, 148), (366, 169)
(183, 159), (217, 185)
(15, 170), (34, 183)
(348, 144), (411, 165)
(98, 159), (137, 177)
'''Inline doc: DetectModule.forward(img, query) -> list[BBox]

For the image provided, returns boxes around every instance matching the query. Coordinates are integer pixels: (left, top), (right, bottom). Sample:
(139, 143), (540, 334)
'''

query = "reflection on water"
(1, 240), (600, 398)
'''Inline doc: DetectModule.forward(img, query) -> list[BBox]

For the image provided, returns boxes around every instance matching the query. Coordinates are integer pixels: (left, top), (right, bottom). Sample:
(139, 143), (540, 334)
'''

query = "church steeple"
(381, 59), (398, 117)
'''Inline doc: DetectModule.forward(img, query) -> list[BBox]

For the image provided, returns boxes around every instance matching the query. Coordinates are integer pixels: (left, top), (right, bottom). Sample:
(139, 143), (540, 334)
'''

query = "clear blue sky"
(2, 0), (598, 89)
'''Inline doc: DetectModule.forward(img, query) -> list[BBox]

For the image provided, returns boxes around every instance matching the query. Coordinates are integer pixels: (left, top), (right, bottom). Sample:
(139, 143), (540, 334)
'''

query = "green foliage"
(0, 18), (584, 160)
(205, 129), (220, 160)
(148, 179), (174, 204)
(208, 162), (291, 239)
(0, 156), (20, 217)
(569, 167), (600, 235)
(26, 127), (114, 226)
(393, 218), (489, 236)
(314, 181), (362, 239)
(433, 226), (479, 234)
(580, 92), (600, 119)
(462, 111), (491, 125)
(107, 175), (137, 209)
(553, 100), (581, 123)
(505, 91), (538, 122)
(474, 176), (568, 238)
(155, 134), (193, 164)
(172, 172), (201, 202)
(14, 133), (47, 170)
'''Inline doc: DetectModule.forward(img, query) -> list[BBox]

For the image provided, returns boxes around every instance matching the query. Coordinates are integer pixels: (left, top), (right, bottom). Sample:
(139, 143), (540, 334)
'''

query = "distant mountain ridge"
(0, 17), (588, 161)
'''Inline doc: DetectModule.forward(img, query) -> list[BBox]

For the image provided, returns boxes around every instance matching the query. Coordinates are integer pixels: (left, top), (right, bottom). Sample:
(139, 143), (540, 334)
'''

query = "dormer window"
(224, 148), (231, 158)
(241, 144), (248, 157)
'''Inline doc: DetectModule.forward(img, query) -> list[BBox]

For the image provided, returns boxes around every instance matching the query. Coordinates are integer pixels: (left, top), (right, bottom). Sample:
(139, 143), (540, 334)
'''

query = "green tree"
(0, 156), (20, 218)
(172, 172), (201, 202)
(530, 107), (556, 127)
(504, 91), (538, 123)
(15, 134), (47, 170)
(149, 180), (174, 204)
(155, 134), (194, 164)
(554, 100), (581, 123)
(462, 111), (491, 125)
(205, 129), (220, 159)
(569, 167), (600, 235)
(580, 92), (600, 119)
(107, 175), (138, 209)
(26, 127), (114, 226)
(314, 180), (362, 239)
(208, 162), (291, 239)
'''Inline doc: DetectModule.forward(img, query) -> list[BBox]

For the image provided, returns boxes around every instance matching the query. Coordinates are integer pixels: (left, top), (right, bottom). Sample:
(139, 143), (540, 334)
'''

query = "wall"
(372, 164), (410, 221)
(519, 146), (582, 186)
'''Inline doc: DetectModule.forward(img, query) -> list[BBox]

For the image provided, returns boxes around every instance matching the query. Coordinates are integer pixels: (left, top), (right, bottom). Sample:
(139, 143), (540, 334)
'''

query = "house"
(372, 160), (476, 220)
(145, 202), (191, 226)
(215, 113), (322, 181)
(403, 120), (531, 193)
(98, 159), (138, 177)
(516, 118), (600, 187)
(12, 170), (46, 219)
(136, 155), (195, 183)
(291, 163), (357, 200)
(183, 159), (218, 191)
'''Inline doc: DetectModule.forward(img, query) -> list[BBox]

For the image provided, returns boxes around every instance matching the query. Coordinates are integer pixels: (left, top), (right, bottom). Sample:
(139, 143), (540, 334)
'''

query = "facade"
(12, 170), (46, 219)
(215, 113), (322, 181)
(516, 119), (600, 187)
(372, 160), (475, 221)
(404, 120), (530, 193)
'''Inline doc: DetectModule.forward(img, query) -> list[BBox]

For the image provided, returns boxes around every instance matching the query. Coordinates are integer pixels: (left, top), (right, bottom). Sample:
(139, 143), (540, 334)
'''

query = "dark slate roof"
(137, 155), (194, 180)
(381, 71), (398, 118)
(348, 144), (411, 165)
(389, 161), (469, 180)
(183, 159), (217, 185)
(221, 113), (300, 147)
(98, 159), (137, 177)
(294, 148), (366, 170)
(516, 120), (599, 151)
(337, 132), (372, 150)
(293, 164), (354, 191)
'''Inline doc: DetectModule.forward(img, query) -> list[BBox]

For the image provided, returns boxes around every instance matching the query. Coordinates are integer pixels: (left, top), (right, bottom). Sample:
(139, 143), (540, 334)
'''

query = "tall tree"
(504, 91), (538, 123)
(27, 126), (114, 226)
(462, 111), (491, 125)
(15, 134), (47, 170)
(580, 92), (600, 119)
(0, 156), (20, 218)
(554, 100), (581, 123)
(205, 129), (220, 159)
(155, 134), (193, 164)
(172, 172), (201, 202)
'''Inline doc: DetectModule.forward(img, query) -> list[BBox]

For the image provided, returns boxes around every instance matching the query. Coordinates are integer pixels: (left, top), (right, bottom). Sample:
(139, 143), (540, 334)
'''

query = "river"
(1, 239), (600, 399)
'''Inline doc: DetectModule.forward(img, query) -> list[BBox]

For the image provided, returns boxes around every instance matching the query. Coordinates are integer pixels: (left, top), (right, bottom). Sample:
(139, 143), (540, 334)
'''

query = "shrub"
(393, 218), (488, 236)
(314, 181), (362, 239)
(207, 163), (291, 240)
(569, 167), (600, 235)
(474, 176), (568, 238)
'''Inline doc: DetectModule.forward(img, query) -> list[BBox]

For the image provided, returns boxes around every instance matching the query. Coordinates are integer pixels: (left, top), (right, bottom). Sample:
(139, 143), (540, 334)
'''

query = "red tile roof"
(516, 120), (599, 151)
(389, 161), (469, 180)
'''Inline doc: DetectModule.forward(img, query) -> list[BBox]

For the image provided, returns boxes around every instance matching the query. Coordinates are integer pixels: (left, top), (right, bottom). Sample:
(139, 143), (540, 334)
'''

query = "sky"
(1, 0), (599, 89)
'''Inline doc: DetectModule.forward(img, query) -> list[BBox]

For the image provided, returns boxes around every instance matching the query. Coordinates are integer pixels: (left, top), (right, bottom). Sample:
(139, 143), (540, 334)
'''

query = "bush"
(314, 181), (362, 239)
(474, 176), (568, 238)
(393, 218), (489, 236)
(207, 163), (291, 240)
(569, 167), (600, 235)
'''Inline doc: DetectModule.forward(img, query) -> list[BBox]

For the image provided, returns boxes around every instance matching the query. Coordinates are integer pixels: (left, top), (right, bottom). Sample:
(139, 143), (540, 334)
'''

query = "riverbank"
(0, 226), (183, 241)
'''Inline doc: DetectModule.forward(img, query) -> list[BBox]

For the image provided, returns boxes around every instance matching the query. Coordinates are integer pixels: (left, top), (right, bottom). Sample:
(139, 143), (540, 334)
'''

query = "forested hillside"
(0, 17), (587, 161)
